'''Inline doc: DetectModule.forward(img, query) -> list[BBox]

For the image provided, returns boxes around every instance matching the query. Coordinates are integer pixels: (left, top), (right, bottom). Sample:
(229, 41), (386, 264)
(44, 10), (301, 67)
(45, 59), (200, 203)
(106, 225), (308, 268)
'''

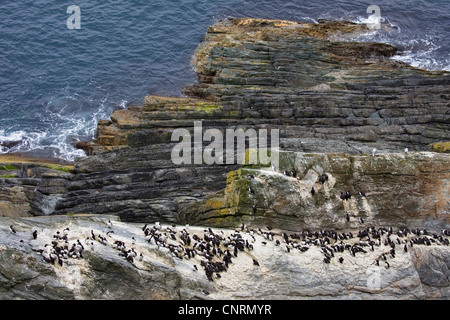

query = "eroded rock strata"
(0, 18), (449, 299)
(64, 19), (450, 226)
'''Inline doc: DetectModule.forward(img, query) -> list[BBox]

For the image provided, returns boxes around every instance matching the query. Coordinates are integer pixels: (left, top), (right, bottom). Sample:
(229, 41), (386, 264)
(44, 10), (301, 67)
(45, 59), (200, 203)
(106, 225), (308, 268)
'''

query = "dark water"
(1, 0), (449, 161)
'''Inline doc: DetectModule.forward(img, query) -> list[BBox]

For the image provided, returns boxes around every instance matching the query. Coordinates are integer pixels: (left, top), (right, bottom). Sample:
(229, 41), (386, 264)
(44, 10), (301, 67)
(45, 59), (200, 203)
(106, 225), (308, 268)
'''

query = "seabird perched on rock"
(404, 148), (408, 153)
(372, 148), (377, 157)
(359, 217), (364, 224)
(311, 186), (315, 196)
(202, 289), (210, 296)
(359, 191), (366, 197)
(319, 173), (328, 184)
(253, 259), (260, 266)
(341, 191), (351, 200)
(248, 187), (255, 195)
(9, 225), (16, 234)
(32, 230), (38, 239)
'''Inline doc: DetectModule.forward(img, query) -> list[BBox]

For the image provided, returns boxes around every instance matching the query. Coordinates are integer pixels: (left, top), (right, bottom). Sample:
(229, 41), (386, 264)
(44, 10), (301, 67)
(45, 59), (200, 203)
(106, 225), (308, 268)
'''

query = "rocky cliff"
(0, 18), (449, 299)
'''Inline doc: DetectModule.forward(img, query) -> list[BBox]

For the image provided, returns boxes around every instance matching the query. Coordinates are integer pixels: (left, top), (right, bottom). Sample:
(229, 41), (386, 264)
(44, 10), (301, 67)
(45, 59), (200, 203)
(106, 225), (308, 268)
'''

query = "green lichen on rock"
(242, 148), (273, 169)
(431, 142), (450, 153)
(0, 174), (16, 178)
(42, 164), (74, 173)
(0, 164), (17, 170)
(194, 102), (221, 113)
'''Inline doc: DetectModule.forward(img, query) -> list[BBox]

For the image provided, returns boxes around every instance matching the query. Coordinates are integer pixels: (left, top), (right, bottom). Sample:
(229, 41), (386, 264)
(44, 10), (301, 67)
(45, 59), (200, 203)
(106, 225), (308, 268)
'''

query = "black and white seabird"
(311, 186), (315, 196)
(32, 230), (38, 239)
(253, 259), (260, 266)
(319, 173), (329, 184)
(341, 191), (351, 200)
(202, 289), (210, 295)
(9, 225), (16, 234)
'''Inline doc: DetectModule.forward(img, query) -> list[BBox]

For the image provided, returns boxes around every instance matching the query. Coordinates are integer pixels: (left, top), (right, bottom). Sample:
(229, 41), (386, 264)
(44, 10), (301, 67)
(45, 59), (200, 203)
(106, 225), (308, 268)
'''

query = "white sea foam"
(343, 14), (448, 72)
(0, 98), (128, 162)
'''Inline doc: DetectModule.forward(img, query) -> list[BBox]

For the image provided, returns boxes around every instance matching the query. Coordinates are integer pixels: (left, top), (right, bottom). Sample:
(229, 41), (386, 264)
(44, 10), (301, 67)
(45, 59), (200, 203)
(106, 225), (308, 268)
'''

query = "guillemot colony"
(23, 219), (450, 284)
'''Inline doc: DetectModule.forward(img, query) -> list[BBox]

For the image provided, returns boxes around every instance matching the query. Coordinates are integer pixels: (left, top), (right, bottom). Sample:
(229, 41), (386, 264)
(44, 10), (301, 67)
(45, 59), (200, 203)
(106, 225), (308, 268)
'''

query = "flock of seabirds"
(10, 218), (450, 284)
(7, 157), (450, 285)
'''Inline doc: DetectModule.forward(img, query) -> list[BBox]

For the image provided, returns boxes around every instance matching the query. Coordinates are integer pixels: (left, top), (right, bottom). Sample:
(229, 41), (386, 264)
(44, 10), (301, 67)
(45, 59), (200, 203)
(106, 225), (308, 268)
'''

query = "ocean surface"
(1, 0), (449, 162)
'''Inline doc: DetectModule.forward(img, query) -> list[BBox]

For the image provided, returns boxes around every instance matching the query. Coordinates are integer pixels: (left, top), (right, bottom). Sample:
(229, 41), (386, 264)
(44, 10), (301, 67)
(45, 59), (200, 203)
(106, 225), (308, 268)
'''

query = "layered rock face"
(0, 162), (72, 218)
(185, 151), (449, 232)
(84, 18), (450, 155)
(61, 18), (449, 227)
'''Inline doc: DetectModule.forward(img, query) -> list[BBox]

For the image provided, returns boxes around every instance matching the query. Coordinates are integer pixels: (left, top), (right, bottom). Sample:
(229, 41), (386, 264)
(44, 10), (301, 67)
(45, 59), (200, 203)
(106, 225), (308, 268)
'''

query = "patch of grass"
(0, 164), (18, 170)
(0, 174), (16, 178)
(43, 164), (74, 173)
